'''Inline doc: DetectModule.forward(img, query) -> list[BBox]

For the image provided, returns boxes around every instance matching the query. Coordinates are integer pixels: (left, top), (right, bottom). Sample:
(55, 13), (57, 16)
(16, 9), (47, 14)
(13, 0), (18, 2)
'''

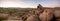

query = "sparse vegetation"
(0, 8), (34, 21)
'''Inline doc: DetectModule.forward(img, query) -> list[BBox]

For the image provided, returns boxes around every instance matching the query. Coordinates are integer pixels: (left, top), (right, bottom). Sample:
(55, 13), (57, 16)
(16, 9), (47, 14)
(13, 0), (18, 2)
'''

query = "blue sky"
(0, 0), (60, 8)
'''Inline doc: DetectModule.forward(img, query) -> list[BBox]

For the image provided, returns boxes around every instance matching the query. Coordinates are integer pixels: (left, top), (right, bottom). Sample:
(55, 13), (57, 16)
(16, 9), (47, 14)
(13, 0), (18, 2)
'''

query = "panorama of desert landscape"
(0, 0), (60, 21)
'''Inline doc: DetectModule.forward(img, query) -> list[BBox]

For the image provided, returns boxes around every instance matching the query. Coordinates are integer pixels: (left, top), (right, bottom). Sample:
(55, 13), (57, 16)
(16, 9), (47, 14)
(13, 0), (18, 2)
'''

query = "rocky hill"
(0, 4), (60, 21)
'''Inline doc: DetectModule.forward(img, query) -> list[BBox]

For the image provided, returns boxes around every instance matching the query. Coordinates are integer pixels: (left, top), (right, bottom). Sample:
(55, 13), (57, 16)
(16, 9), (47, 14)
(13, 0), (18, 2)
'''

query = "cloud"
(0, 0), (60, 8)
(0, 0), (37, 8)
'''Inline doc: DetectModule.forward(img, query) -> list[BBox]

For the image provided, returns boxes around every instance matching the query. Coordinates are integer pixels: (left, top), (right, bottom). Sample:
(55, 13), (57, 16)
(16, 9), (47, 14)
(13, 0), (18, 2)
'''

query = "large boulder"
(26, 15), (40, 21)
(39, 9), (53, 21)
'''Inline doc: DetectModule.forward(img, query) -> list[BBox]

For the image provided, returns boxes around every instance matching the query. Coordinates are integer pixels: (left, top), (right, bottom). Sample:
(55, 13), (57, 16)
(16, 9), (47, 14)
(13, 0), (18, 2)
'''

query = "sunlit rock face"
(26, 15), (40, 21)
(39, 9), (54, 21)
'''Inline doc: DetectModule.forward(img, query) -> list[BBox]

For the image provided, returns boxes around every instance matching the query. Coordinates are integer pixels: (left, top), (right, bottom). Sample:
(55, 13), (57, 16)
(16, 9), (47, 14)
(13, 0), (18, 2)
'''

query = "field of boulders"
(0, 8), (35, 21)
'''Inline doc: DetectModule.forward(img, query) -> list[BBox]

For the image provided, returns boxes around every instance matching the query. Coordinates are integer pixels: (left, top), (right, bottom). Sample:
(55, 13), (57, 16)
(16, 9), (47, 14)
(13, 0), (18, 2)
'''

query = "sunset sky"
(0, 0), (60, 8)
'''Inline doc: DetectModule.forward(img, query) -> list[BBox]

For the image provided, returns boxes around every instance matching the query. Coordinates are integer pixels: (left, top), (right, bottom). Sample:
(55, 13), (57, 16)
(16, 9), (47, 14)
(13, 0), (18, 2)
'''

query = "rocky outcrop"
(26, 4), (44, 21)
(0, 4), (60, 21)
